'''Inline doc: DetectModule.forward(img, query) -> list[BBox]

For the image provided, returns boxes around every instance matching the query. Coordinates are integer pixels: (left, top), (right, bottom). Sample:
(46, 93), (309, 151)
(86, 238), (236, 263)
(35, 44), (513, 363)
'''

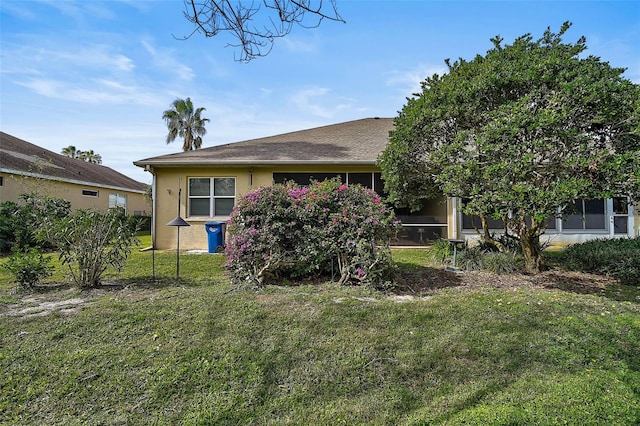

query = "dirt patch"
(8, 298), (87, 318)
(391, 266), (623, 297)
(4, 295), (90, 318)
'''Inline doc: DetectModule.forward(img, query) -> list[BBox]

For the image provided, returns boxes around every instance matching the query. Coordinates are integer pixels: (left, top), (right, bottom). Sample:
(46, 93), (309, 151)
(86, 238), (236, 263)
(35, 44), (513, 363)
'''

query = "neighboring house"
(1, 132), (150, 216)
(134, 117), (638, 251)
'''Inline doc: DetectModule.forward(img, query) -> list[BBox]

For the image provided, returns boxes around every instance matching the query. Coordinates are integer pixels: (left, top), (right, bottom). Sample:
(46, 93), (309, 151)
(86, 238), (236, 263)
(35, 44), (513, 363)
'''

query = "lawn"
(1, 239), (639, 425)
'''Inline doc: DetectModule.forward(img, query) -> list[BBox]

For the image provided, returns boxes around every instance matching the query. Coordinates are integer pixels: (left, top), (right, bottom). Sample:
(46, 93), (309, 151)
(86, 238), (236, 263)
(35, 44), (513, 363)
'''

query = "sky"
(1, 1), (639, 184)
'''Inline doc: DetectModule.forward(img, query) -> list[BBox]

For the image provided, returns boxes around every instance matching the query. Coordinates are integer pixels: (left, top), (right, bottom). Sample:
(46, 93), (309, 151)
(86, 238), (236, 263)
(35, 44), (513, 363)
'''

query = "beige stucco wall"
(149, 165), (640, 251)
(151, 165), (407, 250)
(0, 172), (149, 216)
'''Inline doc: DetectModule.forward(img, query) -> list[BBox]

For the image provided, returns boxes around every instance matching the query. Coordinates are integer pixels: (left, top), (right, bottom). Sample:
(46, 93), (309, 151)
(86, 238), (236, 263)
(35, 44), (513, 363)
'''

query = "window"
(273, 172), (384, 193)
(82, 189), (99, 197)
(613, 196), (629, 234)
(273, 172), (346, 186)
(189, 177), (235, 216)
(0, 176), (4, 186)
(563, 199), (606, 230)
(461, 198), (505, 230)
(109, 193), (127, 210)
(462, 213), (505, 230)
(461, 199), (557, 231)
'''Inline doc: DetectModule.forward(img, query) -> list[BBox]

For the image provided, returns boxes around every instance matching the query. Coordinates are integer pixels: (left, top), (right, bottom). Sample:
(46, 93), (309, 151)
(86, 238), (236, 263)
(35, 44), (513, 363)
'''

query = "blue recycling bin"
(205, 221), (226, 253)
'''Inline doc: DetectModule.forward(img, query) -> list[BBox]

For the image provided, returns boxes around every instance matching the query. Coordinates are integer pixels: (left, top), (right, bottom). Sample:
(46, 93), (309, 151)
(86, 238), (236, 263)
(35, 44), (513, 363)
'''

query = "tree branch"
(180, 0), (344, 61)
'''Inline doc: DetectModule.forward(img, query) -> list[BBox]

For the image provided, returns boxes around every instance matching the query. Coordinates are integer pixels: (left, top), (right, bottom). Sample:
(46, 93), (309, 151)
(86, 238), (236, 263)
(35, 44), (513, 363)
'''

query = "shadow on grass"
(390, 263), (464, 295)
(390, 262), (640, 304)
(21, 276), (205, 294)
(534, 271), (640, 303)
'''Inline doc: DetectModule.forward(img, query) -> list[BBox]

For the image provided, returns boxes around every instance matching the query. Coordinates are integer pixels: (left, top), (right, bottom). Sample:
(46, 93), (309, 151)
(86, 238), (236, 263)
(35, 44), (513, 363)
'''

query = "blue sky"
(1, 1), (639, 184)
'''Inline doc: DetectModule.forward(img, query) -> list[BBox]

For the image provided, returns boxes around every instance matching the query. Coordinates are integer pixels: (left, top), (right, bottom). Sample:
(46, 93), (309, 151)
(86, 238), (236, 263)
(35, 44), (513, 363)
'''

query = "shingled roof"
(134, 117), (394, 168)
(1, 132), (146, 192)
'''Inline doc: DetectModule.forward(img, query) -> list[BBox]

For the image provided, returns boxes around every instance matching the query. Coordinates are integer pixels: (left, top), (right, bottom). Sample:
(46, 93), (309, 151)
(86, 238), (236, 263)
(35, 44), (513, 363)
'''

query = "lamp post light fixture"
(166, 185), (190, 280)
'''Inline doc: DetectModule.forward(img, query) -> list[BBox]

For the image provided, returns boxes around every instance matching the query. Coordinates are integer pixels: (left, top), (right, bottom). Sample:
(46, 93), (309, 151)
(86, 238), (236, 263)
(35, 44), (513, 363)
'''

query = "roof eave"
(1, 168), (146, 194)
(134, 160), (378, 168)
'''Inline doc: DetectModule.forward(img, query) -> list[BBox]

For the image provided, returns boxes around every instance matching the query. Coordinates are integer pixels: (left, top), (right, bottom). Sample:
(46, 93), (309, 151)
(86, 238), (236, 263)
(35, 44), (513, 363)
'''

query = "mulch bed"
(391, 267), (622, 297)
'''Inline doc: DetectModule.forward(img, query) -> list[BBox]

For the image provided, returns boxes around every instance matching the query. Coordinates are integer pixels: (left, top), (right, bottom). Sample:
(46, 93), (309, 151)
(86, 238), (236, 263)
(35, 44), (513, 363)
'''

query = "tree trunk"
(336, 254), (351, 285)
(475, 215), (507, 252)
(519, 230), (545, 273)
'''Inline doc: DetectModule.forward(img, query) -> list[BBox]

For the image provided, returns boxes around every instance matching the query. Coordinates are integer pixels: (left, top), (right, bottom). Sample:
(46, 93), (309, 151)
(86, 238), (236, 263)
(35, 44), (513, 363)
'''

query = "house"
(1, 132), (150, 216)
(134, 117), (638, 251)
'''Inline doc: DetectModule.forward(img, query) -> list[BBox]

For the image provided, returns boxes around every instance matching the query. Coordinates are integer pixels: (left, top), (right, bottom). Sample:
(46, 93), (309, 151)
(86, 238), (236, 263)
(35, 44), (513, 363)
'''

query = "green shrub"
(0, 201), (17, 252)
(425, 239), (453, 265)
(561, 237), (640, 285)
(42, 208), (140, 288)
(2, 247), (52, 290)
(483, 251), (524, 274)
(0, 193), (71, 252)
(457, 246), (485, 271)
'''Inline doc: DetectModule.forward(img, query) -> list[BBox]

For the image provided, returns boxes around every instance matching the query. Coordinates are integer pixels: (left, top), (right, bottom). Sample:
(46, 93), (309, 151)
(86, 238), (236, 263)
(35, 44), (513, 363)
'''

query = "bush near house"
(0, 193), (71, 252)
(224, 179), (400, 287)
(561, 237), (640, 285)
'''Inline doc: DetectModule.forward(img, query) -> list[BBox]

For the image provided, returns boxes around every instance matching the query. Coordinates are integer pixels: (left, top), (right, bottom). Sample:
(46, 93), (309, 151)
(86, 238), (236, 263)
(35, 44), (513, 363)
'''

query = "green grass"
(1, 242), (639, 425)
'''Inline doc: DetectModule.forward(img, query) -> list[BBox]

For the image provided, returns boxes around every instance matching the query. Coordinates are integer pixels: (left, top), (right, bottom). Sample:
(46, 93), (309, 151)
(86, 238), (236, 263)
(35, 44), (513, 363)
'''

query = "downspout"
(145, 165), (156, 249)
(451, 196), (458, 240)
(145, 165), (157, 281)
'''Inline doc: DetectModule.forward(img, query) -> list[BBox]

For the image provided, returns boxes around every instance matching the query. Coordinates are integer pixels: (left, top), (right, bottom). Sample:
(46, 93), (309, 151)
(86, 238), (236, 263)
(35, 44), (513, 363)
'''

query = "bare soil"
(392, 267), (622, 297)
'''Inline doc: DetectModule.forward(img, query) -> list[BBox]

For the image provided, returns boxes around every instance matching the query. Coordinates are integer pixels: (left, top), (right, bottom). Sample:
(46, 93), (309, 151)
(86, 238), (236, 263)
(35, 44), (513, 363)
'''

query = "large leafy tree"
(379, 22), (640, 273)
(162, 97), (210, 151)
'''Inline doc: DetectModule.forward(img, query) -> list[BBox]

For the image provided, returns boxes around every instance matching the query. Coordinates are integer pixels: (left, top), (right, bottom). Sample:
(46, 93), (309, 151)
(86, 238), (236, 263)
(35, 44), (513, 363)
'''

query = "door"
(611, 197), (629, 236)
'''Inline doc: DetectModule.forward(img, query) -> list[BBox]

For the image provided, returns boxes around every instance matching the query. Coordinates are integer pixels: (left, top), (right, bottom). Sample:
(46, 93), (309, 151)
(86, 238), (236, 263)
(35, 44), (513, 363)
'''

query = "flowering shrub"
(224, 179), (400, 287)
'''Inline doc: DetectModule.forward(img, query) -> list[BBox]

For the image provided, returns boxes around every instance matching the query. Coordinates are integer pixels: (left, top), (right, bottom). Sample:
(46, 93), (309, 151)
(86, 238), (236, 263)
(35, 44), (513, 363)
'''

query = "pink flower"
(373, 198), (381, 204)
(338, 184), (348, 191)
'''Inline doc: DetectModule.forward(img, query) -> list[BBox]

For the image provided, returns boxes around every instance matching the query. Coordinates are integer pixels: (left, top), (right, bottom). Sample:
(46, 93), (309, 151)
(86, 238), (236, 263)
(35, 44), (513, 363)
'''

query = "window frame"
(82, 189), (99, 197)
(188, 177), (236, 217)
(109, 192), (127, 210)
(561, 198), (607, 232)
(272, 172), (384, 193)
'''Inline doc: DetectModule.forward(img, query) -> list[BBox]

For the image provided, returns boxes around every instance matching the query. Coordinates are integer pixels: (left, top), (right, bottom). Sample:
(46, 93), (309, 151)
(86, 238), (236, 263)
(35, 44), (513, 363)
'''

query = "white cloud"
(58, 46), (135, 72)
(139, 38), (195, 81)
(14, 79), (62, 99)
(385, 64), (448, 96)
(291, 87), (332, 118)
(16, 77), (164, 106)
(113, 54), (136, 72)
(1, 41), (135, 76)
(281, 35), (317, 54)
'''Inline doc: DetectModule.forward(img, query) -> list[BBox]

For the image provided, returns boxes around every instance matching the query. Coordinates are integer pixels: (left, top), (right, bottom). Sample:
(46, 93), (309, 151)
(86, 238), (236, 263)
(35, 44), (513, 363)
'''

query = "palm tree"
(162, 97), (210, 151)
(79, 150), (102, 164)
(61, 145), (80, 158)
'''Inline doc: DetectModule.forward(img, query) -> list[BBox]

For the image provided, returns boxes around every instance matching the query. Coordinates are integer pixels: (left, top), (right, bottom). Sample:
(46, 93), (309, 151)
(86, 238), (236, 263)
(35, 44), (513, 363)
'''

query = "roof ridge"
(1, 132), (146, 191)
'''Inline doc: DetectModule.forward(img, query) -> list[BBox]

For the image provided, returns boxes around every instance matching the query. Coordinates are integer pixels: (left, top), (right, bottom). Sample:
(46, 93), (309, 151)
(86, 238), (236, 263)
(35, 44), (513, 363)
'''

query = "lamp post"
(166, 186), (190, 280)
